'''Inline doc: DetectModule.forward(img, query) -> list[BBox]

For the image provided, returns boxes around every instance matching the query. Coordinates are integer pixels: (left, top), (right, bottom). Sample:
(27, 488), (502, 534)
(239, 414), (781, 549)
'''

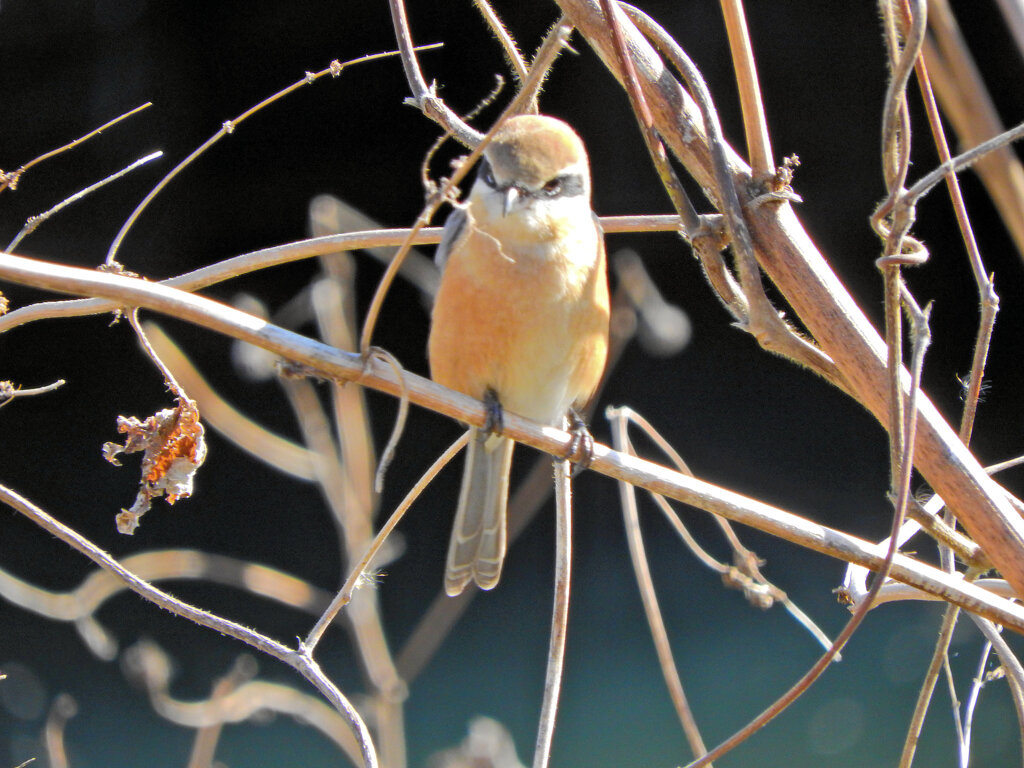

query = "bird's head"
(469, 115), (593, 243)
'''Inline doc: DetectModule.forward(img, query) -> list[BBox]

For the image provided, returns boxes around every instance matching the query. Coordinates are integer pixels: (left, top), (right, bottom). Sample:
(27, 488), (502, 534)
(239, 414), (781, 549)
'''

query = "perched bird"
(428, 114), (610, 596)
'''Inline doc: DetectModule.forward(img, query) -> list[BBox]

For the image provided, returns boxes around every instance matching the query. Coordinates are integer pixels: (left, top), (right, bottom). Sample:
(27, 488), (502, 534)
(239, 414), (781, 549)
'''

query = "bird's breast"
(428, 215), (608, 425)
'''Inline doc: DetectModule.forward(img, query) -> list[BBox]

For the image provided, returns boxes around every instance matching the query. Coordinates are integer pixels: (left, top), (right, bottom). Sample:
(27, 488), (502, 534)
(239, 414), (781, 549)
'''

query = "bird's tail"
(445, 428), (514, 596)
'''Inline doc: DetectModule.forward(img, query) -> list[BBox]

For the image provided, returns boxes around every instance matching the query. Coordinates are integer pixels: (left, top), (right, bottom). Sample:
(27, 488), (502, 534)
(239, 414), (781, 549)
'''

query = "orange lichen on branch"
(103, 398), (207, 534)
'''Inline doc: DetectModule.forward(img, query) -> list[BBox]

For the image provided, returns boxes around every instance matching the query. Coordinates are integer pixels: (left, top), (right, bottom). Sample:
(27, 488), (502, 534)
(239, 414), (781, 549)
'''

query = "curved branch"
(2, 251), (1023, 632)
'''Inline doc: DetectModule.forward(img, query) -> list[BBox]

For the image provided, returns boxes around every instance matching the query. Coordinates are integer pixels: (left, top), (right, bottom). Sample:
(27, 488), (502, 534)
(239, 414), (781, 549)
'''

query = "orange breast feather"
(429, 221), (609, 426)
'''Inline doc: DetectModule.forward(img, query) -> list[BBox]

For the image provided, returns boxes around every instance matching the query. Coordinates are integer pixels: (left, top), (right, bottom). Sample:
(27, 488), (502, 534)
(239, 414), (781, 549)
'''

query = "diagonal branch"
(2, 251), (1024, 632)
(553, 0), (1024, 602)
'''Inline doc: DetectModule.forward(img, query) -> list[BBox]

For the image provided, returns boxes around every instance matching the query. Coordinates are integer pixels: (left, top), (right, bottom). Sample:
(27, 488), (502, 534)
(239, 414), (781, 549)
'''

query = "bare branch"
(0, 102), (152, 193)
(2, 252), (1023, 632)
(105, 47), (441, 266)
(532, 460), (572, 768)
(0, 482), (379, 768)
(554, 0), (1024, 601)
(0, 216), (678, 334)
(719, 0), (774, 179)
(6, 151), (163, 252)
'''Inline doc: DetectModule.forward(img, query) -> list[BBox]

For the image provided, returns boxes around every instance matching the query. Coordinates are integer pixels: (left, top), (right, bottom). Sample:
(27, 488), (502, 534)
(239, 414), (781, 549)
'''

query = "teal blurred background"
(2, 1), (1023, 765)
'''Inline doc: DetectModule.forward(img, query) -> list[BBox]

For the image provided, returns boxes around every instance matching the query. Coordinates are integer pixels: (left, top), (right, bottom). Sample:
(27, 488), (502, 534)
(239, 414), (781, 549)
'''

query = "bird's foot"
(563, 408), (594, 477)
(482, 388), (505, 436)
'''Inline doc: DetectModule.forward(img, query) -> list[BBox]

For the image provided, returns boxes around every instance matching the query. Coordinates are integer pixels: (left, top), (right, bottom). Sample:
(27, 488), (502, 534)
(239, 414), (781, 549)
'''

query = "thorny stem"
(471, 0), (529, 89)
(621, 3), (849, 392)
(6, 151), (163, 252)
(598, 0), (698, 233)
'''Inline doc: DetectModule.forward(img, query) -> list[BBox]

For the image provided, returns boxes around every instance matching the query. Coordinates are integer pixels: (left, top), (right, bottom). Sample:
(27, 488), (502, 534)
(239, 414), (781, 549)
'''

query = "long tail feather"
(445, 429), (514, 595)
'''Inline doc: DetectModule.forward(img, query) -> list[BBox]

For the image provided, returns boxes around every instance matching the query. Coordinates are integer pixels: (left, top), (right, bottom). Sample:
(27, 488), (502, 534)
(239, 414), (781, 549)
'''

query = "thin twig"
(6, 151), (163, 252)
(367, 347), (410, 493)
(718, 0), (773, 179)
(304, 433), (469, 652)
(684, 264), (932, 768)
(532, 460), (572, 768)
(471, 0), (529, 89)
(0, 215), (679, 333)
(358, 20), (573, 353)
(599, 0), (699, 234)
(0, 102), (152, 193)
(957, 637), (991, 766)
(876, 6), (1005, 763)
(105, 47), (440, 266)
(609, 410), (709, 762)
(0, 482), (379, 768)
(128, 310), (190, 400)
(609, 405), (837, 653)
(894, 0), (1000, 445)
(969, 614), (1024, 751)
(388, 0), (482, 148)
(903, 119), (1024, 206)
(0, 378), (65, 409)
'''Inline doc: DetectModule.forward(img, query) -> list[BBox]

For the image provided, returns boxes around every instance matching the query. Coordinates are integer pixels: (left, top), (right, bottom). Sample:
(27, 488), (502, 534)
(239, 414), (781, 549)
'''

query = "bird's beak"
(501, 186), (520, 217)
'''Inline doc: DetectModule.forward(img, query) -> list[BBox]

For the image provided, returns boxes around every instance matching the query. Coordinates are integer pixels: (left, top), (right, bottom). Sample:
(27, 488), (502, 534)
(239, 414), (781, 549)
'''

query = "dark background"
(2, 1), (1024, 766)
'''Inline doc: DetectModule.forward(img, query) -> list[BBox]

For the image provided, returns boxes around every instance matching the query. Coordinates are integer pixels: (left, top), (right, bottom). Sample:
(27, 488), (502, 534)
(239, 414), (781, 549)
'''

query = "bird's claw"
(483, 388), (505, 436)
(563, 409), (594, 477)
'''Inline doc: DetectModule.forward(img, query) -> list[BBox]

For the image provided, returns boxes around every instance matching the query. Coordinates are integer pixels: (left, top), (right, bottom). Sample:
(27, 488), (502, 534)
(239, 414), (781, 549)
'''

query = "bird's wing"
(434, 204), (468, 272)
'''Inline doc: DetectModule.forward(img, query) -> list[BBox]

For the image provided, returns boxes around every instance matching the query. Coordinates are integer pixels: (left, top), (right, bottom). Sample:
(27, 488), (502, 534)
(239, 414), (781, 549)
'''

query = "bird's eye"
(542, 177), (562, 196)
(479, 160), (497, 188)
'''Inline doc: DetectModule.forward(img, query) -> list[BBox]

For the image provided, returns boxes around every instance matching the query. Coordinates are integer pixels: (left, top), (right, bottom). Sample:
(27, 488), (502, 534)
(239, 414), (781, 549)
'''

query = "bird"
(428, 114), (610, 596)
